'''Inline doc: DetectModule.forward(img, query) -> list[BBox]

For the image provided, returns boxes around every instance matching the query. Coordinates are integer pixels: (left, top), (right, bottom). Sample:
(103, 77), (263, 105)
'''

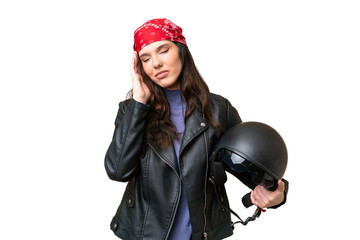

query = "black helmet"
(211, 121), (288, 191)
(209, 121), (288, 226)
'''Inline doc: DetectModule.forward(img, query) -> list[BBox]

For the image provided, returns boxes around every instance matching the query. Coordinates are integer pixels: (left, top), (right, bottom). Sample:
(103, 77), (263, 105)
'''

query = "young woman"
(105, 18), (287, 240)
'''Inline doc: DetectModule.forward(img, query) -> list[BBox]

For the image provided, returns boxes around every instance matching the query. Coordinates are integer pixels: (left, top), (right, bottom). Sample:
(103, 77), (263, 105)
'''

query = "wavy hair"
(127, 42), (220, 149)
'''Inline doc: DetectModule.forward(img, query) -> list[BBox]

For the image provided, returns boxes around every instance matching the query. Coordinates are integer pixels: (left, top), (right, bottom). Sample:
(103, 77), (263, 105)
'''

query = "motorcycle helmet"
(209, 121), (288, 226)
(210, 121), (288, 193)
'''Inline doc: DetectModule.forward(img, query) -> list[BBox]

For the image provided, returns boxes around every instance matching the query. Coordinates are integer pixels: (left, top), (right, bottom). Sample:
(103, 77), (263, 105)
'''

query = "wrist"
(133, 96), (148, 105)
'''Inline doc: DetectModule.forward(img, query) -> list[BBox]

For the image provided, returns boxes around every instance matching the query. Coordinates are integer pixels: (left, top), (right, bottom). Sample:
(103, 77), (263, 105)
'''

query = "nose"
(152, 55), (163, 69)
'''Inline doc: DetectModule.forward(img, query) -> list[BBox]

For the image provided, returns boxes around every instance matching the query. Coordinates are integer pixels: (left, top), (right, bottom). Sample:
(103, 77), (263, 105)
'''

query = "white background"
(1, 0), (359, 239)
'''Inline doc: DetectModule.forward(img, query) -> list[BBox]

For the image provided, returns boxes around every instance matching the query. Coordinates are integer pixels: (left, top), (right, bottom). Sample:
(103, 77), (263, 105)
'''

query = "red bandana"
(133, 18), (187, 53)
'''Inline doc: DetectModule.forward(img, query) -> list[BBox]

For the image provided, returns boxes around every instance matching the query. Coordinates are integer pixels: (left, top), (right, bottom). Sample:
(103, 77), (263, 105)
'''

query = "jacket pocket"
(112, 175), (143, 239)
(110, 216), (140, 240)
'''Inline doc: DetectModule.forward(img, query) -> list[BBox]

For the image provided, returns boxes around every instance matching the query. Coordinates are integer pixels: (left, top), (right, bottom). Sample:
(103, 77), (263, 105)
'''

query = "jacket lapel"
(180, 105), (209, 156)
(152, 141), (179, 174)
(151, 104), (209, 174)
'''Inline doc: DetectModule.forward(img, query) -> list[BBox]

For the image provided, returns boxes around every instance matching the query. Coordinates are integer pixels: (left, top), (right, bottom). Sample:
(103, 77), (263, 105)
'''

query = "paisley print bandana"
(133, 18), (187, 53)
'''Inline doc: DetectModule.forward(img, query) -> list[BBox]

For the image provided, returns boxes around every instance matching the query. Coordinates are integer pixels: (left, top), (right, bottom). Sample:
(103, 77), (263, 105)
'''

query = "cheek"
(175, 60), (183, 75)
(168, 56), (182, 74)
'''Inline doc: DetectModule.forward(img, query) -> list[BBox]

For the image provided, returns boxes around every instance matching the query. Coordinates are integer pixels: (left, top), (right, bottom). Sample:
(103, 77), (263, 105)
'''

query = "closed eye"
(160, 48), (169, 54)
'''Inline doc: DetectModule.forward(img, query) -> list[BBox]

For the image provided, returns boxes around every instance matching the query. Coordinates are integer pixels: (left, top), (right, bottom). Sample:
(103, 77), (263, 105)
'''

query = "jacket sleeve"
(225, 98), (242, 130)
(104, 99), (150, 182)
(269, 178), (289, 209)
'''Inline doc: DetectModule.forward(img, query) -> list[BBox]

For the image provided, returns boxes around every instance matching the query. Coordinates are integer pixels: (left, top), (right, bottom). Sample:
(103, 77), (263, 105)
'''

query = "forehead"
(139, 40), (174, 55)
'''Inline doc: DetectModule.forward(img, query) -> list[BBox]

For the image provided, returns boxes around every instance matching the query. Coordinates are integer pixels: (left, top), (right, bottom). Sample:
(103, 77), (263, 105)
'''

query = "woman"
(105, 18), (287, 240)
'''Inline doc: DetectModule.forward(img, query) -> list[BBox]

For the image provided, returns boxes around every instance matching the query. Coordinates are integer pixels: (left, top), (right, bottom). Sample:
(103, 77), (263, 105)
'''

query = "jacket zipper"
(147, 143), (182, 240)
(202, 132), (208, 240)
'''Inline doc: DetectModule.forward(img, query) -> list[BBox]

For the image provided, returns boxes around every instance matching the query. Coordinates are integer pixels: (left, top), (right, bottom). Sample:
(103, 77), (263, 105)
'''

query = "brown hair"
(127, 42), (220, 149)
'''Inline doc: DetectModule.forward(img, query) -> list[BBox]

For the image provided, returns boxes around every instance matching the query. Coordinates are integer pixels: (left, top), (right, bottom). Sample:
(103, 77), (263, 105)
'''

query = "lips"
(155, 70), (169, 79)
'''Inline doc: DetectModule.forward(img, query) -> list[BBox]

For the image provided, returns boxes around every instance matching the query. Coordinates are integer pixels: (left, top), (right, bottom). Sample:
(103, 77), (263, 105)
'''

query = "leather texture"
(105, 93), (241, 240)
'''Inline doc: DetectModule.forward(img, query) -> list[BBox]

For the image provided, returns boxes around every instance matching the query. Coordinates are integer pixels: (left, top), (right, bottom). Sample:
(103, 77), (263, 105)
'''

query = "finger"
(133, 52), (137, 66)
(254, 186), (269, 207)
(131, 52), (134, 67)
(130, 54), (135, 76)
(276, 179), (285, 192)
(131, 53), (139, 81)
(134, 52), (140, 73)
(250, 190), (257, 206)
(255, 184), (268, 196)
(251, 187), (266, 208)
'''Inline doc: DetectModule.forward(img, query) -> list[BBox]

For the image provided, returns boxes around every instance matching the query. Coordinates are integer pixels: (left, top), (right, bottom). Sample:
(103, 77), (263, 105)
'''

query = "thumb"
(276, 179), (285, 192)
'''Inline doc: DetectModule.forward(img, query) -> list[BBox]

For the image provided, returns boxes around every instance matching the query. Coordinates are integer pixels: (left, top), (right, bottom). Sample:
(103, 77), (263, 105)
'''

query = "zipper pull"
(209, 176), (215, 184)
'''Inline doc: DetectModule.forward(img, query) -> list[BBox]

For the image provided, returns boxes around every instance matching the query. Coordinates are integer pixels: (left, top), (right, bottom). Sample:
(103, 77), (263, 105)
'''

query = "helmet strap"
(209, 177), (263, 226)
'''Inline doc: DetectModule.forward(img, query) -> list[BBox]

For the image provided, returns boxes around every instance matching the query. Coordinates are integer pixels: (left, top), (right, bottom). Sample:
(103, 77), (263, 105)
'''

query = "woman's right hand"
(130, 52), (151, 104)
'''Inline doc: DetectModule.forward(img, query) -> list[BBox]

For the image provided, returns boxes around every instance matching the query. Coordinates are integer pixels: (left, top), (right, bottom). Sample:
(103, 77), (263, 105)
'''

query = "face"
(138, 40), (182, 90)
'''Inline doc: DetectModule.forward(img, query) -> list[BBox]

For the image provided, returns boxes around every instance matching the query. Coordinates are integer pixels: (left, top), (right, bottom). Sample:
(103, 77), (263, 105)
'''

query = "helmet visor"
(218, 149), (277, 190)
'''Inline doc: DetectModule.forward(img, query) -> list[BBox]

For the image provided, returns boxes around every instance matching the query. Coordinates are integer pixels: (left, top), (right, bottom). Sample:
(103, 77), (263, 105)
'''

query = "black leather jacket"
(105, 93), (242, 240)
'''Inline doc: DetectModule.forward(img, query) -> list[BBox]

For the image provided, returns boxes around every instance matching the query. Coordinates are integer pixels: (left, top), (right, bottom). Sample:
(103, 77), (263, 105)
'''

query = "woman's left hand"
(250, 179), (285, 208)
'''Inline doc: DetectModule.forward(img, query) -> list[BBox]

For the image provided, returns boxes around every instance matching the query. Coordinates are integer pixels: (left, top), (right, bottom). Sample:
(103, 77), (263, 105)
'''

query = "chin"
(154, 79), (179, 90)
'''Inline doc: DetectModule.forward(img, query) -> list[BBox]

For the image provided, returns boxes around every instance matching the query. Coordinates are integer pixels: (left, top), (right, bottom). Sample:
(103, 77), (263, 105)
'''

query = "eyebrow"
(139, 44), (171, 58)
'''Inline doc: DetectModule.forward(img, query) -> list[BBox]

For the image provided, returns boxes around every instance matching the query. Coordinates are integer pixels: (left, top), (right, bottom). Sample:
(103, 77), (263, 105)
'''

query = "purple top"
(164, 88), (192, 240)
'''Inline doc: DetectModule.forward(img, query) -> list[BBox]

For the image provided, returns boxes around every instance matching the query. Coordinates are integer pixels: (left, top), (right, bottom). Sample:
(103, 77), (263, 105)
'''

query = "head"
(131, 18), (220, 149)
(133, 18), (187, 91)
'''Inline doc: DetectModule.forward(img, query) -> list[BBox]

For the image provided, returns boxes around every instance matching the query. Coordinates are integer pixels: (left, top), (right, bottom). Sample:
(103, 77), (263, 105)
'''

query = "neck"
(163, 88), (182, 108)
